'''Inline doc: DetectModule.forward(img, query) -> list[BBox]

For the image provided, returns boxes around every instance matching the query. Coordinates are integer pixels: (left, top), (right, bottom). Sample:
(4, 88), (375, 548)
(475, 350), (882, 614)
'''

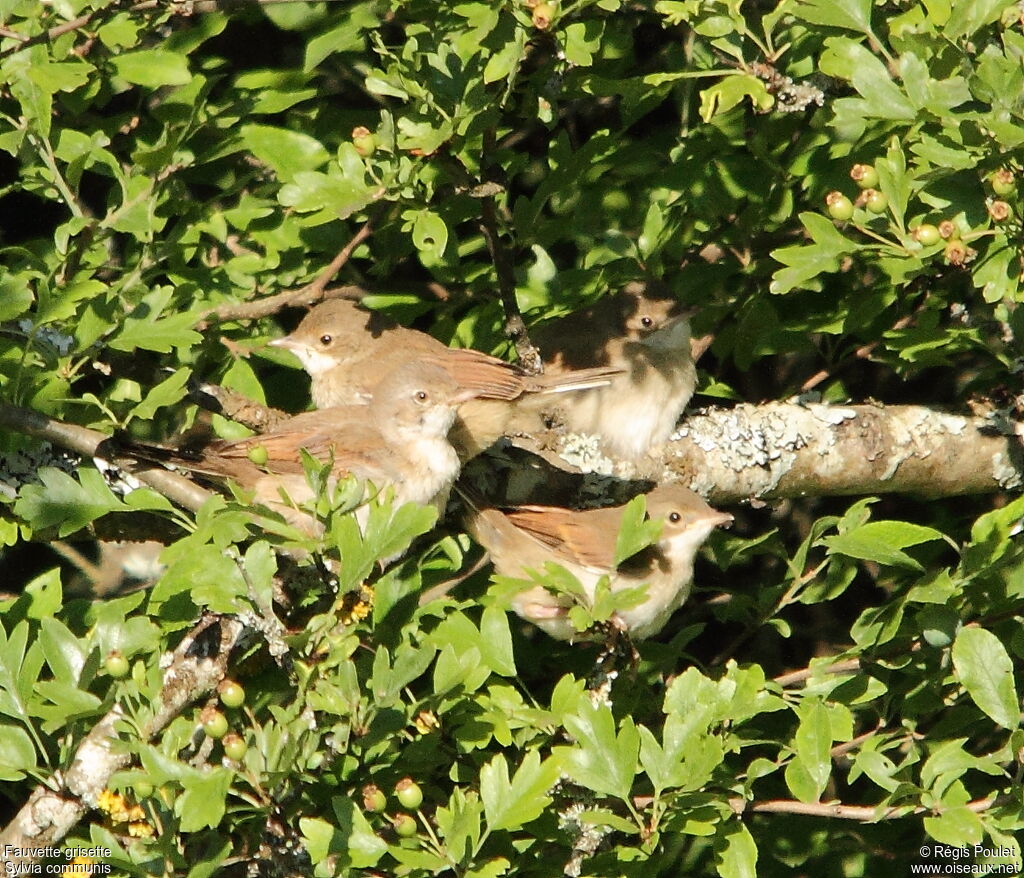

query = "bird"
(268, 298), (622, 459)
(112, 363), (476, 531)
(525, 281), (697, 460)
(459, 482), (732, 641)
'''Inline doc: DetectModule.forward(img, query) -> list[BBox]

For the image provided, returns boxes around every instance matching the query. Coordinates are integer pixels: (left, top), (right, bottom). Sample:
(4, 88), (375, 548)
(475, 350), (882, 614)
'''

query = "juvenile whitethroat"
(269, 298), (621, 459)
(527, 281), (697, 460)
(116, 363), (476, 531)
(460, 482), (731, 641)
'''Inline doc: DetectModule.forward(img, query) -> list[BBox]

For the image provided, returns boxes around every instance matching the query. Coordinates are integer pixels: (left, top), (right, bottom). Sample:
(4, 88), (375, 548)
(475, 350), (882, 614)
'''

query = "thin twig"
(477, 131), (541, 374)
(728, 793), (1000, 821)
(189, 380), (290, 432)
(773, 657), (862, 687)
(197, 218), (376, 328)
(801, 314), (915, 392)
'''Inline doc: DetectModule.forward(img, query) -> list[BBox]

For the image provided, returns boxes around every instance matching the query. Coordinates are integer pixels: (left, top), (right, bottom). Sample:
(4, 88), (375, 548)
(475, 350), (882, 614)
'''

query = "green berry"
(850, 163), (879, 189)
(219, 680), (246, 709)
(222, 732), (248, 761)
(990, 169), (1015, 196)
(863, 189), (888, 214)
(352, 126), (377, 157)
(393, 813), (418, 837)
(104, 650), (129, 679)
(395, 778), (423, 810)
(201, 707), (229, 740)
(362, 784), (387, 813)
(825, 191), (854, 221)
(246, 445), (268, 466)
(134, 780), (154, 799)
(911, 224), (940, 246)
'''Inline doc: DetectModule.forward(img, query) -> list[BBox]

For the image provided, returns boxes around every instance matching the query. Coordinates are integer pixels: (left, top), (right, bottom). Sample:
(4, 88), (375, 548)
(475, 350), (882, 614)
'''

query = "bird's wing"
(502, 504), (622, 569)
(435, 348), (526, 399)
(212, 423), (394, 478)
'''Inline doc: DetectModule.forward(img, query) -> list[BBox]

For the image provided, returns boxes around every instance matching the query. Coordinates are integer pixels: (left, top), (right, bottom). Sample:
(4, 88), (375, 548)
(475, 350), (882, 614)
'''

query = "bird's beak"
(268, 335), (300, 352)
(709, 510), (734, 528)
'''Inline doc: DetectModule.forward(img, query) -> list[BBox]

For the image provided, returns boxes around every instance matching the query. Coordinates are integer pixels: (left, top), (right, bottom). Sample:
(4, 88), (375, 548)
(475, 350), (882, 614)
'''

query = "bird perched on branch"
(525, 281), (697, 460)
(460, 482), (731, 641)
(111, 363), (477, 530)
(269, 298), (622, 459)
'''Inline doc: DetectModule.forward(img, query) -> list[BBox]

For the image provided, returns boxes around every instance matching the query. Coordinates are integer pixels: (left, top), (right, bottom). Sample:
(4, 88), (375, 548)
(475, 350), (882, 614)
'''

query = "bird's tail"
(524, 365), (623, 395)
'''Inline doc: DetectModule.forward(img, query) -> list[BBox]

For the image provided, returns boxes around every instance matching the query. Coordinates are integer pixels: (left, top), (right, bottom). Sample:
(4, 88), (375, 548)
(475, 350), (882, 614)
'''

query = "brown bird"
(460, 483), (732, 641)
(117, 363), (475, 529)
(269, 298), (621, 459)
(526, 281), (697, 460)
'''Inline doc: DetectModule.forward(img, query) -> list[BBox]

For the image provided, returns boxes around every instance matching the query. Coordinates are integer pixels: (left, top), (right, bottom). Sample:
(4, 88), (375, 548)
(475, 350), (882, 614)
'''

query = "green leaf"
(973, 240), (1019, 303)
(0, 725), (37, 781)
(563, 21), (603, 67)
(479, 606), (516, 677)
(715, 822), (758, 878)
(922, 781), (985, 846)
(278, 168), (377, 220)
(110, 49), (192, 87)
(823, 521), (945, 571)
(613, 494), (664, 565)
(185, 842), (231, 878)
(39, 617), (85, 683)
(560, 701), (639, 799)
(0, 276), (34, 321)
(109, 289), (202, 354)
(240, 124), (329, 181)
(176, 766), (232, 831)
(410, 209), (448, 258)
(333, 797), (389, 868)
(483, 30), (525, 84)
(944, 0), (1016, 39)
(157, 544), (248, 613)
(791, 0), (872, 32)
(786, 699), (832, 803)
(132, 368), (191, 421)
(699, 73), (772, 122)
(769, 212), (853, 294)
(481, 751), (562, 831)
(14, 468), (126, 537)
(951, 627), (1019, 730)
(22, 568), (63, 620)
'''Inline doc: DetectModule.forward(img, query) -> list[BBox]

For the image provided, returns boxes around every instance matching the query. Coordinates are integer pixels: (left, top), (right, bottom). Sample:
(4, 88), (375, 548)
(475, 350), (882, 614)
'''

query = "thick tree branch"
(0, 616), (244, 866)
(0, 405), (213, 513)
(521, 402), (1024, 502)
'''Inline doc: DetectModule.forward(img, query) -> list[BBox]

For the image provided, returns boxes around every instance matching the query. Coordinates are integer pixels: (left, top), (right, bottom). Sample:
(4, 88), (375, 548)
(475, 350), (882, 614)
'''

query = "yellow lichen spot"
(97, 788), (131, 822)
(61, 857), (96, 877)
(337, 585), (374, 625)
(128, 819), (156, 838)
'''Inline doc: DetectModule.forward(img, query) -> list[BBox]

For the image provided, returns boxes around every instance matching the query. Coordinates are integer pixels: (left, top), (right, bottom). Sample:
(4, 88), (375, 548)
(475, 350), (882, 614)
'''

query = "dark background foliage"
(1, 0), (1023, 875)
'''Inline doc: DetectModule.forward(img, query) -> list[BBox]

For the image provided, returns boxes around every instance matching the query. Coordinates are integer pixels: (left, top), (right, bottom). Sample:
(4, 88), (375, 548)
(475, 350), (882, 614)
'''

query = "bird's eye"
(416, 390), (429, 402)
(640, 315), (654, 328)
(318, 334), (333, 347)
(668, 511), (682, 523)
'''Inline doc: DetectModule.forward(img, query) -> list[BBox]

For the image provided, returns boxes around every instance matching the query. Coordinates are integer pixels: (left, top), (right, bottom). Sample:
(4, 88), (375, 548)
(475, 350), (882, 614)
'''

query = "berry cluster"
(824, 163), (1016, 268)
